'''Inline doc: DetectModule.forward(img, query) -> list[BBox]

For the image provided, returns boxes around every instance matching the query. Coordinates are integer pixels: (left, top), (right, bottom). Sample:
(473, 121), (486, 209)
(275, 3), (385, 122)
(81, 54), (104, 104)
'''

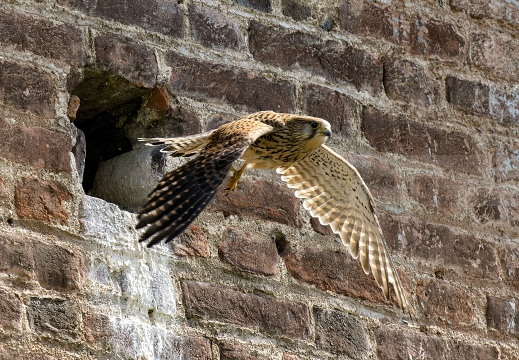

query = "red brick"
(446, 76), (490, 116)
(314, 308), (369, 358)
(345, 154), (402, 202)
(181, 281), (311, 339)
(416, 279), (476, 326)
(395, 218), (499, 280)
(281, 0), (312, 21)
(451, 0), (519, 23)
(95, 34), (157, 88)
(145, 86), (170, 112)
(0, 61), (55, 118)
(310, 217), (335, 236)
(486, 296), (518, 335)
(376, 326), (500, 360)
(176, 336), (212, 360)
(409, 175), (460, 213)
(67, 95), (81, 121)
(171, 225), (210, 258)
(15, 176), (72, 225)
(210, 178), (302, 228)
(409, 18), (465, 59)
(236, 0), (271, 12)
(383, 57), (440, 107)
(189, 5), (244, 50)
(0, 288), (23, 333)
(57, 0), (184, 37)
(470, 33), (519, 82)
(0, 119), (71, 172)
(220, 342), (268, 360)
(218, 227), (279, 276)
(0, 9), (85, 65)
(166, 52), (295, 112)
(338, 1), (406, 44)
(282, 246), (388, 305)
(28, 298), (80, 340)
(301, 84), (358, 137)
(361, 107), (484, 176)
(249, 20), (383, 95)
(0, 232), (85, 290)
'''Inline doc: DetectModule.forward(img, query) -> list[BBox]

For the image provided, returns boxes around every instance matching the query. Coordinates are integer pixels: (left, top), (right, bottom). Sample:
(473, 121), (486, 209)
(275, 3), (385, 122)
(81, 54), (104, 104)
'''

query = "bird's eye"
(310, 122), (319, 129)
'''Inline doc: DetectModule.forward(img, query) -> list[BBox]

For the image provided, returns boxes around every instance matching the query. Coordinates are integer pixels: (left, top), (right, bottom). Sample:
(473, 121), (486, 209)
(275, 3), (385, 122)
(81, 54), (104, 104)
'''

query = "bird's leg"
(225, 162), (248, 194)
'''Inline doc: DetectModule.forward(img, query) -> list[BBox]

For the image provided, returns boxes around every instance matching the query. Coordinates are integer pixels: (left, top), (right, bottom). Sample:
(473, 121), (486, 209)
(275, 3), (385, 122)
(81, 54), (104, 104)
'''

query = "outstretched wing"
(277, 145), (409, 311)
(137, 121), (273, 247)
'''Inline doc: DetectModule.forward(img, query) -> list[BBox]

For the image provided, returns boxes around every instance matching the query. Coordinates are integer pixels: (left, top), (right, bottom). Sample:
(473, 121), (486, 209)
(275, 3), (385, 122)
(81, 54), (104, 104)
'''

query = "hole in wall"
(69, 69), (202, 211)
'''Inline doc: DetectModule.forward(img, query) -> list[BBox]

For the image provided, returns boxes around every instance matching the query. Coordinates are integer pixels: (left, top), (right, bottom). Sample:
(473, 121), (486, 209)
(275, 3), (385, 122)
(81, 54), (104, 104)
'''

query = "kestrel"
(136, 111), (409, 312)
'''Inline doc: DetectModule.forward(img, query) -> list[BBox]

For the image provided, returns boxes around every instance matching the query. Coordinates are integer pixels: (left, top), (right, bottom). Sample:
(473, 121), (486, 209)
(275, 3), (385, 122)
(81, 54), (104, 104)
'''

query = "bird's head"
(284, 115), (332, 151)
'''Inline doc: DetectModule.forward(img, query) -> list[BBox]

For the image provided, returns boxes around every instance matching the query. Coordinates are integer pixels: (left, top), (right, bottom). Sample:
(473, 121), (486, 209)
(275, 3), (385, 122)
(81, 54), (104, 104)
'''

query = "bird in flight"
(136, 111), (409, 312)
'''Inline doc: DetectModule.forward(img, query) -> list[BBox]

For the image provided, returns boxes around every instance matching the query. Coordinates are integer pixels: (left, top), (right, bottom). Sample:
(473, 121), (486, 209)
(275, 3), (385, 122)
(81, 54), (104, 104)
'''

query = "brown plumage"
(136, 111), (410, 312)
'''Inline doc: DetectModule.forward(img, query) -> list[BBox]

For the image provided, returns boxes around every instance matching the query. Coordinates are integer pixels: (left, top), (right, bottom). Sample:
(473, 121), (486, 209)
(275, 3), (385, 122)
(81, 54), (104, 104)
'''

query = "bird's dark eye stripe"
(311, 122), (319, 129)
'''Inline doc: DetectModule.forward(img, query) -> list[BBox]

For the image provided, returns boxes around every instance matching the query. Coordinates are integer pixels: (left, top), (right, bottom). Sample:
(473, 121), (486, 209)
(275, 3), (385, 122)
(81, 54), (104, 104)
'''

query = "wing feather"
(278, 145), (409, 311)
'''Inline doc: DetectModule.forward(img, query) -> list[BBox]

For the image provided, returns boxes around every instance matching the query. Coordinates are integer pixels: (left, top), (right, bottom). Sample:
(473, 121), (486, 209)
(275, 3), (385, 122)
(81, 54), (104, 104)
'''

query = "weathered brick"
(282, 246), (388, 305)
(189, 5), (244, 50)
(181, 281), (311, 339)
(470, 188), (519, 227)
(210, 178), (302, 228)
(0, 9), (85, 65)
(314, 308), (369, 358)
(95, 34), (157, 88)
(451, 0), (519, 24)
(281, 0), (312, 21)
(338, 1), (406, 44)
(220, 342), (268, 360)
(57, 0), (184, 37)
(0, 233), (85, 290)
(176, 336), (212, 360)
(310, 217), (335, 236)
(486, 296), (518, 335)
(171, 225), (210, 257)
(83, 312), (113, 347)
(218, 227), (279, 276)
(470, 33), (519, 81)
(493, 138), (519, 182)
(446, 76), (490, 116)
(28, 298), (80, 340)
(73, 128), (86, 180)
(376, 326), (500, 360)
(501, 243), (519, 283)
(345, 154), (402, 202)
(409, 175), (460, 213)
(395, 218), (499, 280)
(301, 84), (357, 137)
(236, 0), (271, 12)
(416, 279), (476, 326)
(0, 119), (71, 172)
(166, 52), (295, 112)
(15, 176), (72, 225)
(0, 288), (23, 333)
(383, 57), (440, 107)
(489, 87), (519, 125)
(249, 21), (383, 95)
(0, 61), (55, 118)
(409, 18), (465, 59)
(361, 107), (484, 176)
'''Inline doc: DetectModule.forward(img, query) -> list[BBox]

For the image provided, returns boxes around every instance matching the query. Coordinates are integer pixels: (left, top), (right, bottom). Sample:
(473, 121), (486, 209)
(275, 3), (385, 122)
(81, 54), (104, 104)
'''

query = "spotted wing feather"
(277, 145), (409, 311)
(137, 121), (273, 247)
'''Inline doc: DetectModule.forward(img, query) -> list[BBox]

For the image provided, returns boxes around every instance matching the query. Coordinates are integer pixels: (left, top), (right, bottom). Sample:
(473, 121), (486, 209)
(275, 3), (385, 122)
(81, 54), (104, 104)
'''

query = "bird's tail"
(138, 130), (214, 157)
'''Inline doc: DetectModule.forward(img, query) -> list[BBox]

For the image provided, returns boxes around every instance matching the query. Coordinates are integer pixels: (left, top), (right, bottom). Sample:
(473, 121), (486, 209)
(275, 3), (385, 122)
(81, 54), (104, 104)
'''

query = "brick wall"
(0, 0), (518, 359)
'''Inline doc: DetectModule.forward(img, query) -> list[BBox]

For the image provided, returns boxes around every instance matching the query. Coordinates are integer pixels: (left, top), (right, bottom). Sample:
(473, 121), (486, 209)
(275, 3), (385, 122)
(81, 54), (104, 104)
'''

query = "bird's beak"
(323, 128), (332, 138)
